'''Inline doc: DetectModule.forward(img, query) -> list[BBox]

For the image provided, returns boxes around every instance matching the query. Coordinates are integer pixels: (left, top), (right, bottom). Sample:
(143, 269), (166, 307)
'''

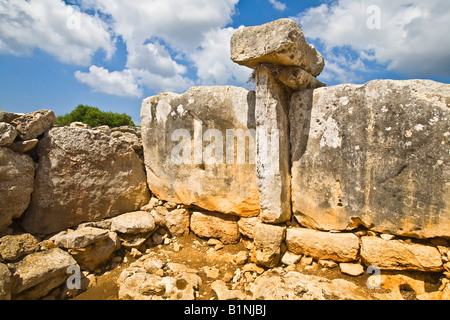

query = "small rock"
(380, 234), (395, 240)
(8, 139), (39, 153)
(339, 263), (365, 276)
(233, 251), (249, 265)
(130, 248), (142, 259)
(300, 256), (313, 267)
(172, 242), (182, 252)
(110, 211), (156, 235)
(281, 251), (301, 266)
(211, 280), (247, 300)
(318, 260), (338, 269)
(0, 233), (39, 262)
(242, 263), (265, 275)
(203, 266), (220, 279)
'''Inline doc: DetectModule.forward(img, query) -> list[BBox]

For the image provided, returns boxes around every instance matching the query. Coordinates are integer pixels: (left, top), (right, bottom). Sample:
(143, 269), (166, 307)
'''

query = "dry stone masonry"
(0, 18), (449, 300)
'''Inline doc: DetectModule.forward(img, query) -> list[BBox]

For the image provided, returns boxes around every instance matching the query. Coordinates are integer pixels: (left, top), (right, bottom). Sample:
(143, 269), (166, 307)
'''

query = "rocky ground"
(72, 232), (443, 301)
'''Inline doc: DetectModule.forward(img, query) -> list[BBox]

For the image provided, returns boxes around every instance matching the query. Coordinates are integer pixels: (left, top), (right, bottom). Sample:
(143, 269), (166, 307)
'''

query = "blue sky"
(1, 0), (449, 125)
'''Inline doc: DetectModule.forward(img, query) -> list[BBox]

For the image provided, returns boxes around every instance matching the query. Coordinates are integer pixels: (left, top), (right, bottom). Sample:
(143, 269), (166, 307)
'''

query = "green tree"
(56, 105), (135, 128)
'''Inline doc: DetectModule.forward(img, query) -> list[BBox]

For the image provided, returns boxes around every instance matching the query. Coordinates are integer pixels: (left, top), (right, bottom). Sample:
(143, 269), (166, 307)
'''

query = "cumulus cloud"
(75, 66), (142, 98)
(192, 26), (252, 86)
(75, 0), (241, 95)
(293, 0), (450, 81)
(268, 0), (286, 11)
(0, 0), (114, 66)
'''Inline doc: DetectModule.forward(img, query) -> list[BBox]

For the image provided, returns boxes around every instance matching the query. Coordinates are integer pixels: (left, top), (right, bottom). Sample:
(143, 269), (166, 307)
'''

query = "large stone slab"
(230, 18), (324, 76)
(68, 231), (120, 272)
(290, 80), (450, 238)
(9, 248), (77, 299)
(254, 67), (291, 224)
(110, 211), (157, 235)
(360, 236), (443, 272)
(11, 109), (56, 140)
(21, 127), (150, 235)
(286, 227), (360, 262)
(141, 86), (259, 217)
(250, 271), (369, 300)
(0, 148), (34, 233)
(50, 227), (110, 249)
(190, 211), (240, 244)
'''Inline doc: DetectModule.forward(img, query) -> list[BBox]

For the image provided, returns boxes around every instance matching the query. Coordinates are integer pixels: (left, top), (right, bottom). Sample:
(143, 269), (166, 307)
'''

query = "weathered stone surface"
(118, 255), (202, 300)
(0, 122), (18, 147)
(253, 222), (285, 268)
(11, 109), (56, 140)
(9, 248), (77, 299)
(21, 127), (150, 235)
(286, 227), (360, 262)
(68, 232), (120, 272)
(50, 227), (110, 249)
(111, 131), (142, 151)
(7, 139), (38, 153)
(0, 110), (21, 123)
(237, 216), (259, 239)
(110, 211), (156, 235)
(275, 66), (326, 90)
(250, 271), (368, 300)
(281, 251), (302, 266)
(149, 206), (190, 237)
(211, 280), (247, 300)
(255, 68), (291, 224)
(361, 236), (443, 272)
(290, 80), (450, 238)
(141, 86), (259, 218)
(230, 18), (324, 76)
(0, 233), (39, 262)
(165, 209), (190, 237)
(0, 148), (34, 233)
(339, 263), (365, 276)
(0, 263), (12, 300)
(190, 211), (240, 244)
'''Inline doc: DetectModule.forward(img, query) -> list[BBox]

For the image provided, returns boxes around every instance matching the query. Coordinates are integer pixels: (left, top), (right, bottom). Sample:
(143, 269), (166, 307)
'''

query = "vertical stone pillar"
(254, 67), (291, 224)
(231, 18), (325, 267)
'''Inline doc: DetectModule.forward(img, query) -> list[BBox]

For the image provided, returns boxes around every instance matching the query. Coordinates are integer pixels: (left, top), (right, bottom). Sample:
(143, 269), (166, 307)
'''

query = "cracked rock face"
(290, 79), (450, 238)
(21, 127), (150, 235)
(230, 18), (324, 76)
(141, 86), (260, 218)
(0, 148), (35, 233)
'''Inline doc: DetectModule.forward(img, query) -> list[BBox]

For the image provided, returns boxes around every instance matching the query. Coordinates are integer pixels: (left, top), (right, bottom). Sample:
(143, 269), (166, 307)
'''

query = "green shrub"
(55, 105), (135, 128)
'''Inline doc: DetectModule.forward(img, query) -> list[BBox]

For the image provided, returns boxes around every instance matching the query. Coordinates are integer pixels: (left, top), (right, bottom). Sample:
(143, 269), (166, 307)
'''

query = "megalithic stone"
(231, 19), (325, 226)
(230, 18), (325, 76)
(254, 67), (292, 224)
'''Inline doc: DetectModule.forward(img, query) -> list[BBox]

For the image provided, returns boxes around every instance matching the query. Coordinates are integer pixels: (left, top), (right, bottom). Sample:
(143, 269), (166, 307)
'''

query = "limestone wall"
(0, 18), (449, 300)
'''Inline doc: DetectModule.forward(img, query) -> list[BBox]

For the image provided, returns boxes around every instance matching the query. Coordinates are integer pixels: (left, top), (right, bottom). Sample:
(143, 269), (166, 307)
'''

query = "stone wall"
(0, 18), (449, 300)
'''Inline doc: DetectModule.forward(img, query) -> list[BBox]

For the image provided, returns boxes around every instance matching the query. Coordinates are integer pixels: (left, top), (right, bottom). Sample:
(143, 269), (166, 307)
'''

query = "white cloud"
(191, 26), (252, 86)
(126, 41), (187, 77)
(0, 0), (115, 66)
(293, 0), (450, 79)
(132, 69), (194, 94)
(75, 0), (242, 96)
(75, 66), (142, 98)
(268, 0), (286, 11)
